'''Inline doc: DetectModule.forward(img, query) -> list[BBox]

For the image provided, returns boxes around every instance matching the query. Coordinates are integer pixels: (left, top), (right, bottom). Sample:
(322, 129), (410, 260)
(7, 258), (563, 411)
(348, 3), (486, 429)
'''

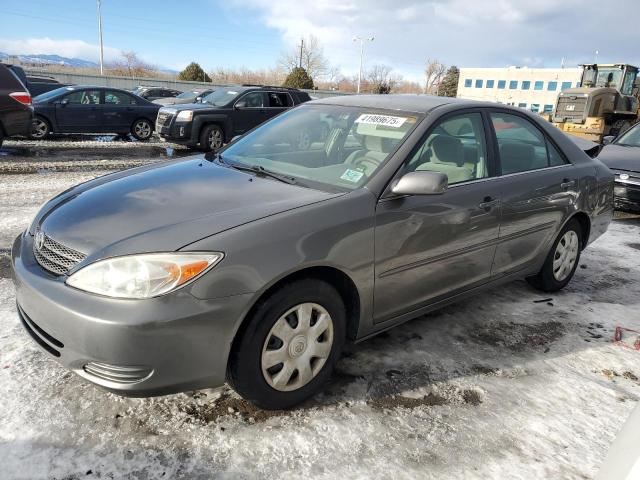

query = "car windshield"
(221, 104), (421, 191)
(200, 89), (241, 106)
(615, 123), (640, 147)
(33, 86), (75, 103)
(176, 91), (199, 100)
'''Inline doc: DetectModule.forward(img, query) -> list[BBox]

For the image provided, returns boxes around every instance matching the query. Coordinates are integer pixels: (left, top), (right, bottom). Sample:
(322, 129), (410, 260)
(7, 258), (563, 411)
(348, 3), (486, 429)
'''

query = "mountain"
(0, 52), (99, 68)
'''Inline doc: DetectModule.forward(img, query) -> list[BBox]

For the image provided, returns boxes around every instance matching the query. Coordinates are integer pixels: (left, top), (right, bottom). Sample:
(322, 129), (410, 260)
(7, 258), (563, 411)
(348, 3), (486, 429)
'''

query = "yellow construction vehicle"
(552, 63), (639, 143)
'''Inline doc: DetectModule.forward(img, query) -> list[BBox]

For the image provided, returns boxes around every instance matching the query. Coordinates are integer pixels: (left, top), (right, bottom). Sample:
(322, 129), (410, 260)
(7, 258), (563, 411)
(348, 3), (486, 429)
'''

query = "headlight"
(176, 110), (193, 121)
(66, 252), (223, 299)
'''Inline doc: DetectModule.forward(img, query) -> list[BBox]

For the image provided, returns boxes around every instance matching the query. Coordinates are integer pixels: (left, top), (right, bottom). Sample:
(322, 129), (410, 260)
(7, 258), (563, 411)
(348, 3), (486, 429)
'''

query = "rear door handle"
(561, 179), (576, 189)
(479, 196), (500, 210)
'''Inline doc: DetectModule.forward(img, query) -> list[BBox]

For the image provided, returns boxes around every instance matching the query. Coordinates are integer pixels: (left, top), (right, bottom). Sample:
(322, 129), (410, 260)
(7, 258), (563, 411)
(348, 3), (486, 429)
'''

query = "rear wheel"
(131, 118), (153, 140)
(228, 279), (346, 410)
(31, 116), (50, 139)
(199, 124), (224, 151)
(527, 219), (582, 292)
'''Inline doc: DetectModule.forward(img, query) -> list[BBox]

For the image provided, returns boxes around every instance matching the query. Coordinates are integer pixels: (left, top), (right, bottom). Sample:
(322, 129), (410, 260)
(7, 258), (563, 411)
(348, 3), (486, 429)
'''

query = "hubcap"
(553, 230), (579, 281)
(261, 302), (334, 392)
(134, 121), (151, 138)
(208, 129), (222, 149)
(32, 119), (47, 138)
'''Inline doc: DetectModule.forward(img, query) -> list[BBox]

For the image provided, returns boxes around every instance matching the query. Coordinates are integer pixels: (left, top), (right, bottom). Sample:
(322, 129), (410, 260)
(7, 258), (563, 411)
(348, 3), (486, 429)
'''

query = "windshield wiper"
(212, 154), (296, 185)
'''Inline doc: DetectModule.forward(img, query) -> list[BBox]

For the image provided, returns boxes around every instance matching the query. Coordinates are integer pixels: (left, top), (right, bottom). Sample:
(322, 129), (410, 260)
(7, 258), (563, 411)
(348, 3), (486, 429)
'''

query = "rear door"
(103, 90), (140, 132)
(55, 89), (102, 132)
(487, 110), (578, 277)
(264, 91), (293, 120)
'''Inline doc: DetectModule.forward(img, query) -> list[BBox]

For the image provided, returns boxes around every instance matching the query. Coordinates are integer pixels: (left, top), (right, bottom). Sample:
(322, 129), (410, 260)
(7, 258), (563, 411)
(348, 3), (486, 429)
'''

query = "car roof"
(309, 94), (475, 114)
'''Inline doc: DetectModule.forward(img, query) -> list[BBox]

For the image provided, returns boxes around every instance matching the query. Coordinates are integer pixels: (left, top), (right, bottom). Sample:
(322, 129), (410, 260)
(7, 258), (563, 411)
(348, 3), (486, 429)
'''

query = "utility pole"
(353, 36), (374, 94)
(96, 0), (104, 75)
(298, 38), (304, 69)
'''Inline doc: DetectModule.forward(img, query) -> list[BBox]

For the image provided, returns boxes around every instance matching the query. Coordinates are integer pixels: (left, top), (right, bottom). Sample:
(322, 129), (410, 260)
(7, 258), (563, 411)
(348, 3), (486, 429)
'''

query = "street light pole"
(96, 0), (105, 75)
(353, 36), (374, 94)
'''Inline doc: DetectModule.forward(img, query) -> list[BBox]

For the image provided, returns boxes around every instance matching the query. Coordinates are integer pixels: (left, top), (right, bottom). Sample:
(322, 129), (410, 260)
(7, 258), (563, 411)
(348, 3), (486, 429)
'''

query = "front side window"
(464, 79), (472, 88)
(486, 80), (495, 88)
(491, 112), (568, 175)
(534, 81), (544, 90)
(105, 90), (136, 105)
(497, 80), (506, 89)
(621, 70), (637, 95)
(509, 80), (518, 89)
(221, 105), (420, 191)
(402, 112), (488, 185)
(238, 92), (264, 108)
(65, 89), (101, 105)
(522, 81), (530, 90)
(547, 81), (558, 91)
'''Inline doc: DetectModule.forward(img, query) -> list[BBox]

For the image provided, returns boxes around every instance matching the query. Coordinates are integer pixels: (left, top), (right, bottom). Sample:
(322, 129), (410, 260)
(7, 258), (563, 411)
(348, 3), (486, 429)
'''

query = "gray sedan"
(11, 95), (614, 409)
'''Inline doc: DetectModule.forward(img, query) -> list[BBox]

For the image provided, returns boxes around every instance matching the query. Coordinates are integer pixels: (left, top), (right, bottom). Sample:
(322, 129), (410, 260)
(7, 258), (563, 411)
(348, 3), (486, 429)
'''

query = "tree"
(279, 35), (329, 81)
(424, 58), (447, 94)
(108, 51), (156, 78)
(438, 66), (460, 97)
(282, 67), (314, 89)
(366, 64), (400, 94)
(178, 62), (211, 82)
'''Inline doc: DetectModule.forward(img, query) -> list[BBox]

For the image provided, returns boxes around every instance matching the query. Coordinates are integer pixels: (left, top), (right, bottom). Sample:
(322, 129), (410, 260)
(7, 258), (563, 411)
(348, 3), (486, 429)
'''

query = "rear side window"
(490, 112), (569, 174)
(267, 92), (293, 108)
(105, 90), (136, 105)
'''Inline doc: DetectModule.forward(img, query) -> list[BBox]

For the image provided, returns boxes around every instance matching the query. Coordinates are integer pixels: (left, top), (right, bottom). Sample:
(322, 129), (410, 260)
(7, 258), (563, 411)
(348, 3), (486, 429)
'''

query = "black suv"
(156, 85), (311, 150)
(0, 63), (34, 146)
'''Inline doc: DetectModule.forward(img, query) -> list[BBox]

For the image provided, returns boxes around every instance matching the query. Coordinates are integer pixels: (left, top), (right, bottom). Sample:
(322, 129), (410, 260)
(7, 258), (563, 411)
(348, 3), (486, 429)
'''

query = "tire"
(526, 218), (582, 292)
(228, 279), (346, 410)
(30, 116), (51, 139)
(199, 124), (224, 151)
(130, 118), (153, 141)
(0, 129), (4, 148)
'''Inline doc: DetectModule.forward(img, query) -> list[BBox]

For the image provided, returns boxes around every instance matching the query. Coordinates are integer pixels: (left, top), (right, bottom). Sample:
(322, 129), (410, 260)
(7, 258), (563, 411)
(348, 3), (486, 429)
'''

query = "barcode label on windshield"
(355, 114), (407, 128)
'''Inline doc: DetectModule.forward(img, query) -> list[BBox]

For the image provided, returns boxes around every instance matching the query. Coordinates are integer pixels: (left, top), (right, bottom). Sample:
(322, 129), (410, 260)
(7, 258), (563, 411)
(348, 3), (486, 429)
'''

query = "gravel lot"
(0, 137), (639, 479)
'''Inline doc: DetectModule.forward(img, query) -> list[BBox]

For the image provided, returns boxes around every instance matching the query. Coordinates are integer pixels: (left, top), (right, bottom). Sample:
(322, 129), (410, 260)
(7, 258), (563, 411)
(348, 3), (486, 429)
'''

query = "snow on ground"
(1, 157), (639, 479)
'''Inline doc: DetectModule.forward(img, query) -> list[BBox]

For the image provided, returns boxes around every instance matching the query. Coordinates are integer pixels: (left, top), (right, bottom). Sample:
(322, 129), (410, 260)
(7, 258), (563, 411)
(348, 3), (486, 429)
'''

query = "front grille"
(83, 362), (153, 384)
(553, 96), (587, 123)
(33, 231), (86, 275)
(156, 111), (174, 129)
(17, 304), (64, 357)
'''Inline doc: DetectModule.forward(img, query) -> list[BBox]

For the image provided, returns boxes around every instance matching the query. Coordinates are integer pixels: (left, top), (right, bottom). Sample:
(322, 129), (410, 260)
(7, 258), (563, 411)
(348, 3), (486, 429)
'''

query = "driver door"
(55, 89), (103, 132)
(233, 91), (268, 135)
(373, 111), (501, 322)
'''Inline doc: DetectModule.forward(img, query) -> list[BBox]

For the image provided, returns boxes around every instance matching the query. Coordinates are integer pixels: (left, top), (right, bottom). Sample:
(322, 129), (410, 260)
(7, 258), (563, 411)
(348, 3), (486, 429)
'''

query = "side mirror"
(391, 171), (448, 196)
(57, 98), (69, 106)
(230, 135), (242, 144)
(235, 100), (247, 109)
(195, 96), (202, 103)
(602, 135), (615, 145)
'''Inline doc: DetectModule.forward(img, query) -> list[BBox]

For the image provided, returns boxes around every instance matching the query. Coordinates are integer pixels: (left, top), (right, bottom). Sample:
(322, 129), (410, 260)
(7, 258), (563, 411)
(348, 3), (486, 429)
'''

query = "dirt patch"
(623, 371), (639, 382)
(462, 389), (482, 406)
(177, 392), (292, 424)
(468, 321), (566, 352)
(368, 392), (448, 410)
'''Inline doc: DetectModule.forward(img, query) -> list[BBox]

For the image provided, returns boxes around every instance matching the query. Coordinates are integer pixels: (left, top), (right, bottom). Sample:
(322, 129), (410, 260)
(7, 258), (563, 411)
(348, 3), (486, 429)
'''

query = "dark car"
(12, 95), (613, 410)
(599, 124), (640, 213)
(0, 63), (33, 146)
(152, 88), (215, 106)
(132, 86), (182, 102)
(30, 86), (161, 140)
(3, 64), (71, 96)
(156, 85), (311, 151)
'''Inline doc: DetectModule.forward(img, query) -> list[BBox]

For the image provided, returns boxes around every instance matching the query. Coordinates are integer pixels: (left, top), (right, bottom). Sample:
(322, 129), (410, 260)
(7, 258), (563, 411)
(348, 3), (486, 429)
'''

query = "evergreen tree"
(282, 67), (314, 89)
(178, 62), (211, 82)
(438, 66), (459, 97)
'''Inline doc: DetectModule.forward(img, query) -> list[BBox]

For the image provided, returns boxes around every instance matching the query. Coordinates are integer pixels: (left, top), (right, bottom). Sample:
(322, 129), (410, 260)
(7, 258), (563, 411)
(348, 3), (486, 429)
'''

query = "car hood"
(37, 158), (341, 260)
(153, 97), (180, 105)
(597, 144), (640, 172)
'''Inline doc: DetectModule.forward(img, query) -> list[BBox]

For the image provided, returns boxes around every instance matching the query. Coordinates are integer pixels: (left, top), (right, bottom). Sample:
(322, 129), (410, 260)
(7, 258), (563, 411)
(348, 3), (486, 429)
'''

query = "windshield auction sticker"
(355, 114), (407, 128)
(340, 169), (365, 182)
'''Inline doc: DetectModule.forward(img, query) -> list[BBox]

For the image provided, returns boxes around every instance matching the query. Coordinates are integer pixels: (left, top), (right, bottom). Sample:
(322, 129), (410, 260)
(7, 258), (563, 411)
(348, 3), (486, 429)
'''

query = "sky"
(1, 0), (639, 83)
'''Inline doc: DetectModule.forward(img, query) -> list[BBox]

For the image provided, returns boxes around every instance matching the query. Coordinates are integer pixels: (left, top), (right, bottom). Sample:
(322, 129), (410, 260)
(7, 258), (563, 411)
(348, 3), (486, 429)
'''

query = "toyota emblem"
(35, 230), (45, 250)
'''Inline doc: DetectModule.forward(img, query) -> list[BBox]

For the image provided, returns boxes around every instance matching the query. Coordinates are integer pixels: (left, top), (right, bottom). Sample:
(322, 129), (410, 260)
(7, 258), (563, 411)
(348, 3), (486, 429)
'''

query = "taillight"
(9, 91), (32, 106)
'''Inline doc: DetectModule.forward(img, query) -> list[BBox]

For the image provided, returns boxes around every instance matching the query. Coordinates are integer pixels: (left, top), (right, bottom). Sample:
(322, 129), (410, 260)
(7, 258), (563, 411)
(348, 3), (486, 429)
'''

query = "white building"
(456, 66), (582, 114)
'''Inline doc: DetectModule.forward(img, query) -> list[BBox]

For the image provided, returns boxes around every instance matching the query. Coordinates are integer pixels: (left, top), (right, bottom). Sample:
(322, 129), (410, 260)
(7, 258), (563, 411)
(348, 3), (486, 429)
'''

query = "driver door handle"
(479, 196), (500, 210)
(561, 178), (576, 190)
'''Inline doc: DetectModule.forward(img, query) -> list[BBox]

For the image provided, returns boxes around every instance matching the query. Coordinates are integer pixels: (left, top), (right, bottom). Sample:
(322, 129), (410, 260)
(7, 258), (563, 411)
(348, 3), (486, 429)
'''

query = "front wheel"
(199, 124), (224, 151)
(527, 219), (582, 292)
(131, 118), (153, 140)
(228, 279), (346, 410)
(30, 116), (50, 139)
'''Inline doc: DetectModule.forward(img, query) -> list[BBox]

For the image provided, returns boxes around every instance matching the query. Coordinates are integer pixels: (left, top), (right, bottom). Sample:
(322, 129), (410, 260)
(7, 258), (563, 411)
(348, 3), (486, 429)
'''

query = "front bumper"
(10, 232), (252, 396)
(156, 118), (196, 146)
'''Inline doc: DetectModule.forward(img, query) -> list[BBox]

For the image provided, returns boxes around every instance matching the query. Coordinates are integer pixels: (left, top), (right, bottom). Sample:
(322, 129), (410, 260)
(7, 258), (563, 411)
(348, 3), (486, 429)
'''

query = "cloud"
(232, 0), (640, 80)
(0, 37), (121, 62)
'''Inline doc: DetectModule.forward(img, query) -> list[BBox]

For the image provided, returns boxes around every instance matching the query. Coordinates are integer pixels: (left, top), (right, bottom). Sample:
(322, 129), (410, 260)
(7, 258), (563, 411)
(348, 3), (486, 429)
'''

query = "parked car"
(156, 85), (311, 150)
(30, 86), (161, 140)
(599, 123), (640, 213)
(132, 86), (182, 102)
(0, 63), (33, 146)
(152, 88), (215, 106)
(11, 95), (613, 409)
(3, 64), (71, 96)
